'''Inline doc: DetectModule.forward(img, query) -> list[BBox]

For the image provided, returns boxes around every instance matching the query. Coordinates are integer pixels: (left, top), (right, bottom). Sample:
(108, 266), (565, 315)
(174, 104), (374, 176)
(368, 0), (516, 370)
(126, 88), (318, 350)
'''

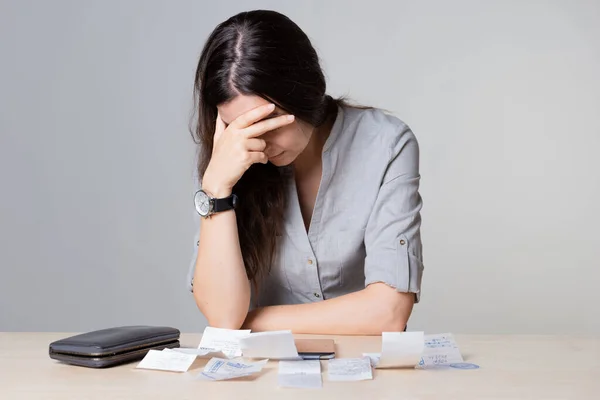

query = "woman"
(186, 10), (424, 335)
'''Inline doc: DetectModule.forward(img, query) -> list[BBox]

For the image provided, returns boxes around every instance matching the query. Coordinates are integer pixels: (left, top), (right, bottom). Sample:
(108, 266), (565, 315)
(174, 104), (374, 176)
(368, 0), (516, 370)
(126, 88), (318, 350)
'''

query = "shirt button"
(313, 293), (321, 298)
(196, 241), (200, 246)
(399, 239), (406, 246)
(307, 259), (314, 265)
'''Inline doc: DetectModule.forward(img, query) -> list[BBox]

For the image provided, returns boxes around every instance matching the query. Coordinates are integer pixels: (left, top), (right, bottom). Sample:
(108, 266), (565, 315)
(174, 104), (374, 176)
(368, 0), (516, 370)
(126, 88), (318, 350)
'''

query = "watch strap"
(212, 194), (238, 213)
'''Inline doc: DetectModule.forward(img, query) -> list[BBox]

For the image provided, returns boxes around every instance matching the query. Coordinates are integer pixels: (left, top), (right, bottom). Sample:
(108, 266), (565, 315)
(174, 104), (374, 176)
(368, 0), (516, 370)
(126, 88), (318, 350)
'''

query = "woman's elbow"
(383, 293), (414, 332)
(205, 316), (245, 330)
(193, 291), (248, 330)
(200, 307), (247, 330)
(367, 283), (414, 332)
(380, 314), (409, 332)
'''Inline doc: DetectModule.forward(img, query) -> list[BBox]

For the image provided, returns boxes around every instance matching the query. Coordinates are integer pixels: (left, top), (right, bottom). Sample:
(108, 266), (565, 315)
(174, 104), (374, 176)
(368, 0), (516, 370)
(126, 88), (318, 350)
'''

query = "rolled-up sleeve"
(363, 126), (424, 302)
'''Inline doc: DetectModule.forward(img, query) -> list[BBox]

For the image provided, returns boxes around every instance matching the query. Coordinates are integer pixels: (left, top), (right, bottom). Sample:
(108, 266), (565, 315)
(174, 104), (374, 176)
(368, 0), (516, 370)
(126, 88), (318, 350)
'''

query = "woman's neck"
(293, 113), (336, 179)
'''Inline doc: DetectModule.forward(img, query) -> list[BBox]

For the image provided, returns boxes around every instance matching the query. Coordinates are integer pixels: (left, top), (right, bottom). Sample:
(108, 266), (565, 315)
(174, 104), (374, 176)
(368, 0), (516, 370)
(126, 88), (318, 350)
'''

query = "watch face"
(194, 190), (211, 216)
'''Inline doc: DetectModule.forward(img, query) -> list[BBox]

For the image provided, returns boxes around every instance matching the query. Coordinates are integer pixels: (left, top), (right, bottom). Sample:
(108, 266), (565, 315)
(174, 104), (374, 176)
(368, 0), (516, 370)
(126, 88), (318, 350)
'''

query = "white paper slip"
(376, 331), (424, 369)
(239, 330), (299, 360)
(198, 357), (268, 381)
(171, 347), (227, 359)
(417, 333), (464, 368)
(327, 357), (373, 381)
(278, 360), (322, 389)
(136, 349), (197, 372)
(362, 353), (381, 367)
(199, 326), (251, 358)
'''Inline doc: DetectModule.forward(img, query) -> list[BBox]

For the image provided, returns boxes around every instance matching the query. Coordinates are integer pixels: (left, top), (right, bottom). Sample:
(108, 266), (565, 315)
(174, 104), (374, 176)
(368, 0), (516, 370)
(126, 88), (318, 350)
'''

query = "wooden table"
(1, 333), (598, 399)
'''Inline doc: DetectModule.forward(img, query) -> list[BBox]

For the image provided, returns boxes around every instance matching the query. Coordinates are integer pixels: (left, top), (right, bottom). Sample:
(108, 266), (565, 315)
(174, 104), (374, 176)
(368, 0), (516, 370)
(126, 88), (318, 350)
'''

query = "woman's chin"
(268, 152), (289, 166)
(269, 158), (290, 167)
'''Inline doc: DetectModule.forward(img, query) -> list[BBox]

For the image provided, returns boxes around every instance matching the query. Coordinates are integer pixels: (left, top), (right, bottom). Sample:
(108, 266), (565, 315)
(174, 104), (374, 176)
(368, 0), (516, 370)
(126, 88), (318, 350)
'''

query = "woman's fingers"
(246, 151), (269, 165)
(243, 114), (295, 138)
(246, 138), (267, 152)
(231, 103), (277, 129)
(214, 112), (226, 142)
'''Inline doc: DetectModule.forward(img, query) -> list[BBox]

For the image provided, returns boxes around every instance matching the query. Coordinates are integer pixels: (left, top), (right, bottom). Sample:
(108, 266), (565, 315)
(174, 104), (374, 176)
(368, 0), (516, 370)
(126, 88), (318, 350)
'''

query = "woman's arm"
(192, 105), (297, 329)
(192, 180), (250, 329)
(242, 282), (413, 334)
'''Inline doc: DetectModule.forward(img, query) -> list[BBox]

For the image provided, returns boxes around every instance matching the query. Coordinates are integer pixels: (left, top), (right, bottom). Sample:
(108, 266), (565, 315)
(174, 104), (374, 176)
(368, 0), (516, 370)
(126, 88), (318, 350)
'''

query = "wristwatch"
(194, 189), (238, 218)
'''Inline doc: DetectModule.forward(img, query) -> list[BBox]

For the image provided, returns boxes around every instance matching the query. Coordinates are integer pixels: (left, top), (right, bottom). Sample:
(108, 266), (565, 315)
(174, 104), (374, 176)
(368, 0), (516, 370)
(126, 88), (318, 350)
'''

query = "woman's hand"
(202, 103), (294, 197)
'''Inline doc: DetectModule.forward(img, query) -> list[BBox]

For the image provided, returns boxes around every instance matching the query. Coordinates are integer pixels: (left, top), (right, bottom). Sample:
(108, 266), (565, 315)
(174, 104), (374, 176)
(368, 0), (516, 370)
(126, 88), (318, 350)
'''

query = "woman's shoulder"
(341, 105), (416, 149)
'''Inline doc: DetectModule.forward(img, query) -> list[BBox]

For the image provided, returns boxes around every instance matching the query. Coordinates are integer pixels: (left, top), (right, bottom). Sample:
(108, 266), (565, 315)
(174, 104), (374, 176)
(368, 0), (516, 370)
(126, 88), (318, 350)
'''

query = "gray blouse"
(186, 105), (424, 307)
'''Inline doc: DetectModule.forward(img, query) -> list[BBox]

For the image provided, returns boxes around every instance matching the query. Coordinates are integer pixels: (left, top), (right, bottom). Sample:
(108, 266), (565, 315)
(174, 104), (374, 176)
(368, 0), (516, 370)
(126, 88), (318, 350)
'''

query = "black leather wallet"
(49, 325), (181, 368)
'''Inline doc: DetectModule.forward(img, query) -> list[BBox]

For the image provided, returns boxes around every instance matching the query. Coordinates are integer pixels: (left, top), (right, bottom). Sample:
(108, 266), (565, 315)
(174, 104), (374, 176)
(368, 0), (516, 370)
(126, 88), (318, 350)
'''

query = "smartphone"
(295, 338), (336, 360)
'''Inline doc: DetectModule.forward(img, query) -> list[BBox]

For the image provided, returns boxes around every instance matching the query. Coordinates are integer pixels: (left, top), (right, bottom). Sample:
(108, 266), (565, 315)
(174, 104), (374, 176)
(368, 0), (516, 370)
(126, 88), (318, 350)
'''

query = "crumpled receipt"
(363, 332), (464, 369)
(198, 326), (251, 358)
(239, 330), (299, 360)
(136, 349), (197, 372)
(171, 347), (227, 359)
(197, 357), (269, 381)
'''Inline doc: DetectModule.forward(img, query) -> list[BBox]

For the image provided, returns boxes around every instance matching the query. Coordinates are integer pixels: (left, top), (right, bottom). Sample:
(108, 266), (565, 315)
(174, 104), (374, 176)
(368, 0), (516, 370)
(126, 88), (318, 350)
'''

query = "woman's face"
(217, 94), (312, 167)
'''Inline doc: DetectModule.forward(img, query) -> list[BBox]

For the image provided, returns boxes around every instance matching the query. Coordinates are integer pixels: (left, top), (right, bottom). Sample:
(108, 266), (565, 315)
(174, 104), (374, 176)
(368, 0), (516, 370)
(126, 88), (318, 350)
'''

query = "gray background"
(1, 0), (599, 334)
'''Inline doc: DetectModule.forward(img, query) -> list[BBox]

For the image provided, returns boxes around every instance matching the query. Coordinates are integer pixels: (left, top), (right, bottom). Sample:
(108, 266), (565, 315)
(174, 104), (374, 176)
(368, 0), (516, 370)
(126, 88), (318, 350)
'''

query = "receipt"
(278, 360), (322, 388)
(362, 353), (381, 367)
(327, 357), (373, 381)
(366, 332), (463, 369)
(171, 347), (227, 359)
(418, 333), (464, 368)
(136, 349), (197, 372)
(199, 327), (250, 358)
(198, 357), (268, 381)
(376, 331), (424, 369)
(239, 330), (299, 359)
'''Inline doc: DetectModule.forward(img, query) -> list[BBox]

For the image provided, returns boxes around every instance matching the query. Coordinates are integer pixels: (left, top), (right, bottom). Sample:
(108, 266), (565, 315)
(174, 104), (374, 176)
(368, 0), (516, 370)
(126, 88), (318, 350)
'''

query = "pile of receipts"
(136, 327), (301, 380)
(135, 327), (466, 386)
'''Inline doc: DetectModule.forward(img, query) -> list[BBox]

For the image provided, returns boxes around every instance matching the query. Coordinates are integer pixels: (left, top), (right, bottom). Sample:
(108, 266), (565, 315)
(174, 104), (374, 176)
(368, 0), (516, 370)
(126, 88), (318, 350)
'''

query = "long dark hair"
(191, 10), (344, 282)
